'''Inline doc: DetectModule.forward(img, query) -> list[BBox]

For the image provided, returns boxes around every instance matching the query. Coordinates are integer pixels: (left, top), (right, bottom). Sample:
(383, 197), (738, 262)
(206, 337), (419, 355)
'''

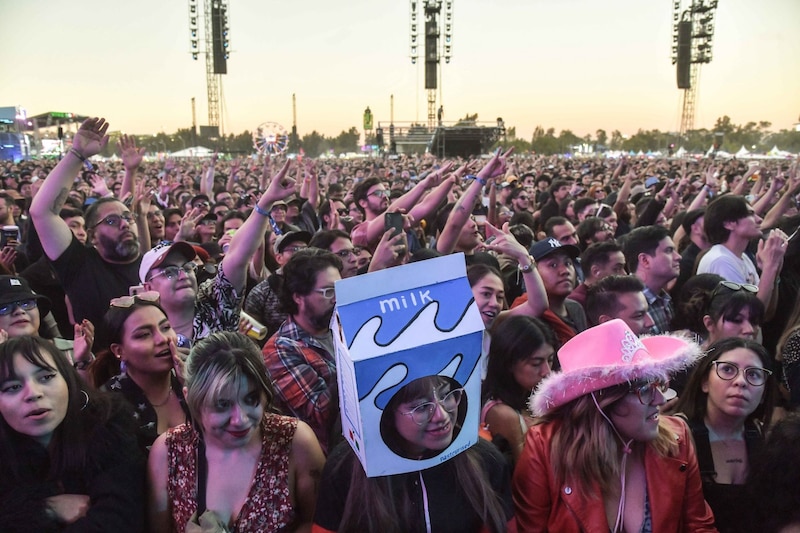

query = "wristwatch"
(519, 256), (536, 273)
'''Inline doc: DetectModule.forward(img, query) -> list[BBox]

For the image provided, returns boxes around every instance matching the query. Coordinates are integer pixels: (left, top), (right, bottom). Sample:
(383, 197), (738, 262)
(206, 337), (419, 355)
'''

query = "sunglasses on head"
(710, 280), (758, 302)
(110, 291), (160, 308)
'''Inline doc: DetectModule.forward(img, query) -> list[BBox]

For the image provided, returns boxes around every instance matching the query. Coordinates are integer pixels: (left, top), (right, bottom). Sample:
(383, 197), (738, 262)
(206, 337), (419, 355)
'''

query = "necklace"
(149, 388), (172, 408)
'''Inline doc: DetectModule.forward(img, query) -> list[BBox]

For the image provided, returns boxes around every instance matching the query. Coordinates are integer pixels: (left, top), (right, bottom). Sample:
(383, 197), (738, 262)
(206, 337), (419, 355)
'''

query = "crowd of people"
(0, 115), (799, 531)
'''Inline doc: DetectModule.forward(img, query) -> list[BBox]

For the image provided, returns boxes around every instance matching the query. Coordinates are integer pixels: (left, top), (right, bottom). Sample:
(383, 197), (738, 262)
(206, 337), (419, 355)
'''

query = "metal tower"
(671, 0), (718, 135)
(189, 0), (229, 135)
(410, 1), (453, 128)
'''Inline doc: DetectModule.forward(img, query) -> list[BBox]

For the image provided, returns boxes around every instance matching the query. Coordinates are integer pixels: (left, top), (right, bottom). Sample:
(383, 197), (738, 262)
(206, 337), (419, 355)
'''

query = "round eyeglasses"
(629, 380), (674, 405)
(147, 262), (198, 282)
(711, 361), (771, 387)
(0, 299), (37, 316)
(400, 388), (464, 425)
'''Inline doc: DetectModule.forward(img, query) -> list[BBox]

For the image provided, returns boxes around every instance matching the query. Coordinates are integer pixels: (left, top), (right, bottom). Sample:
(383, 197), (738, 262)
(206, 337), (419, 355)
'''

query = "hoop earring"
(80, 390), (89, 411)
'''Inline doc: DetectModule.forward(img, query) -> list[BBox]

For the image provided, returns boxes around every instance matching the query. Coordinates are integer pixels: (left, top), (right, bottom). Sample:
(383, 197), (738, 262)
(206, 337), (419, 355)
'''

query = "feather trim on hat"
(528, 331), (703, 417)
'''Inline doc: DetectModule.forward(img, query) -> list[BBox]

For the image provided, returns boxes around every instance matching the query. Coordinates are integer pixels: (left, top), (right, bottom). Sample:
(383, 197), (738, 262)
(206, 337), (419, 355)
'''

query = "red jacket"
(512, 416), (717, 532)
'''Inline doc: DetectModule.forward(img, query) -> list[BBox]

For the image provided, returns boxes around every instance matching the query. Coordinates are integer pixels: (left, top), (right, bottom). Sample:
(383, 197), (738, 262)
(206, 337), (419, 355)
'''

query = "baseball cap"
(140, 241), (197, 283)
(274, 230), (312, 254)
(530, 238), (580, 262)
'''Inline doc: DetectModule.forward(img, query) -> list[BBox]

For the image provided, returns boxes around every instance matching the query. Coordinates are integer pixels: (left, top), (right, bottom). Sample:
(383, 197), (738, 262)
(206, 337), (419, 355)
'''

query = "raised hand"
(89, 173), (112, 197)
(72, 117), (109, 158)
(117, 134), (145, 171)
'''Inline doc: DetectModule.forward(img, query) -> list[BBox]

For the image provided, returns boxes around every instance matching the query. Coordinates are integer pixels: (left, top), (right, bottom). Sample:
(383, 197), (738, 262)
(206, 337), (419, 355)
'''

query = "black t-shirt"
(50, 236), (141, 350)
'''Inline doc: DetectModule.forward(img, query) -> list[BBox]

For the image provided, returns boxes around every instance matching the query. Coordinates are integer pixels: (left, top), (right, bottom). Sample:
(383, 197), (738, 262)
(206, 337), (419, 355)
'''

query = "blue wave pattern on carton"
(338, 278), (475, 346)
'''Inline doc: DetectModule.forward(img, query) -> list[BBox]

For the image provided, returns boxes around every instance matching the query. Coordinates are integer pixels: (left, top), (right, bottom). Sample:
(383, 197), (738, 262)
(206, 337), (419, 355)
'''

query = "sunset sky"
(2, 0), (798, 141)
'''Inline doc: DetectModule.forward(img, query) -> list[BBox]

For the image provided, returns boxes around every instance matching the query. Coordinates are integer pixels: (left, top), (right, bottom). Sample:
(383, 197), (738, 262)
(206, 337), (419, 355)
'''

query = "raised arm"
(117, 134), (145, 200)
(437, 150), (512, 254)
(220, 160), (295, 291)
(30, 117), (109, 260)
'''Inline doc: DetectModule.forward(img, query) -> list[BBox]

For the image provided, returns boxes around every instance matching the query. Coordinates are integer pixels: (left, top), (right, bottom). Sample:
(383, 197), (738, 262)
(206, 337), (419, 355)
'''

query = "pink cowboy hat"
(529, 319), (702, 416)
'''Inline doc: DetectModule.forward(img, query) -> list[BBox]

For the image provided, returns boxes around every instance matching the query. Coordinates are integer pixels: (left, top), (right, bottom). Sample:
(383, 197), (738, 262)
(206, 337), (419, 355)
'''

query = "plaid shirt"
(262, 316), (336, 453)
(643, 286), (674, 335)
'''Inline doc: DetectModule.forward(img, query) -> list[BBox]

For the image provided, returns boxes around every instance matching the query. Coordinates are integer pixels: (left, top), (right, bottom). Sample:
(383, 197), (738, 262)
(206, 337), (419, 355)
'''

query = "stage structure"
(671, 0), (718, 135)
(409, 0), (453, 129)
(188, 0), (230, 137)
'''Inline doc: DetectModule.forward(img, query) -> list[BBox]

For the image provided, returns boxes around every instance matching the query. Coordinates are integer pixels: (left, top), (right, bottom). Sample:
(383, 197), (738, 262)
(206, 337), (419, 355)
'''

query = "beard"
(309, 307), (335, 332)
(97, 232), (140, 262)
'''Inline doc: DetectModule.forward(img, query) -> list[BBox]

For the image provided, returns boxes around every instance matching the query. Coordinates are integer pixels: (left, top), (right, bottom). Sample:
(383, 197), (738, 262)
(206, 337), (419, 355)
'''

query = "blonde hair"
(538, 385), (678, 495)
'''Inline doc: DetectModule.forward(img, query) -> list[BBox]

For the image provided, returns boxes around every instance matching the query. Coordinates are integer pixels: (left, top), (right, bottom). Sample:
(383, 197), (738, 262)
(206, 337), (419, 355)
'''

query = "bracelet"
(519, 256), (536, 273)
(69, 148), (87, 162)
(253, 204), (270, 217)
(465, 175), (487, 186)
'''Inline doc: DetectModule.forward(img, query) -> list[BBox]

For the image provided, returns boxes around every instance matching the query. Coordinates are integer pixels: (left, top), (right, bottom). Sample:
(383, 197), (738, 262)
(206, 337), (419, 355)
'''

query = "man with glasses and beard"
(262, 248), (343, 454)
(30, 118), (142, 350)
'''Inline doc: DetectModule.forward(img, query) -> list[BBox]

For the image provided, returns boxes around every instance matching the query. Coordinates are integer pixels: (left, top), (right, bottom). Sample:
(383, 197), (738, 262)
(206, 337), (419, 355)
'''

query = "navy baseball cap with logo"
(530, 238), (580, 262)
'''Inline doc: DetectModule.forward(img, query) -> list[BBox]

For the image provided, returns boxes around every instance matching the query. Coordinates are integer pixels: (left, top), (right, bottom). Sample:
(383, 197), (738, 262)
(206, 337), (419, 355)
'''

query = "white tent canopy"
(170, 146), (214, 158)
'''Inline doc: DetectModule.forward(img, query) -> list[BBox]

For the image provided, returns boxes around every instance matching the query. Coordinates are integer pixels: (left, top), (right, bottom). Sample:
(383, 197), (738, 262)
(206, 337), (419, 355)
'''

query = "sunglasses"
(109, 291), (160, 308)
(710, 281), (758, 302)
(629, 380), (674, 405)
(0, 299), (37, 316)
(93, 212), (135, 229)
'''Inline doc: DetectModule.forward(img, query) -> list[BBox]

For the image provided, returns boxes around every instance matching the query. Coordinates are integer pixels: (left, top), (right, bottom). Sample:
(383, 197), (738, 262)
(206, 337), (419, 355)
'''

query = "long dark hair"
(91, 300), (170, 387)
(0, 336), (114, 478)
(334, 446), (508, 533)
(671, 337), (775, 427)
(483, 316), (554, 411)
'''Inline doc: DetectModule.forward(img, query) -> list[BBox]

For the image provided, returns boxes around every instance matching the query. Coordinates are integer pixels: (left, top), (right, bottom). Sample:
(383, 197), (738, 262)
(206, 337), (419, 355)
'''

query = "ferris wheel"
(252, 122), (290, 154)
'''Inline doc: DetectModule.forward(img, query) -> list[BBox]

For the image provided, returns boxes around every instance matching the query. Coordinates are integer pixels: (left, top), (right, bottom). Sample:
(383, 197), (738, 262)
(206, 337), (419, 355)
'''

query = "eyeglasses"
(369, 189), (390, 198)
(93, 212), (135, 229)
(313, 287), (335, 299)
(629, 380), (673, 405)
(198, 219), (216, 227)
(711, 361), (772, 386)
(146, 262), (198, 282)
(192, 201), (210, 208)
(146, 210), (164, 219)
(516, 195), (530, 201)
(400, 388), (464, 426)
(0, 299), (37, 316)
(710, 281), (758, 302)
(109, 291), (161, 308)
(282, 245), (307, 254)
(333, 247), (361, 259)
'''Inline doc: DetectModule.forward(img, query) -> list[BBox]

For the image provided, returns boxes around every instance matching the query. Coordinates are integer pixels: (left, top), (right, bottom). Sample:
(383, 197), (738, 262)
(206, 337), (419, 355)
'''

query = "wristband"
(69, 148), (87, 162)
(465, 175), (487, 186)
(69, 148), (94, 171)
(253, 204), (270, 217)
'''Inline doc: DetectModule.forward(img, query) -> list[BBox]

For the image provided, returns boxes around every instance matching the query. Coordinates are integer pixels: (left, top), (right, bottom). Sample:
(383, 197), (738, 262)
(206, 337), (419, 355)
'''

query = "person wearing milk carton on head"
(513, 319), (716, 532)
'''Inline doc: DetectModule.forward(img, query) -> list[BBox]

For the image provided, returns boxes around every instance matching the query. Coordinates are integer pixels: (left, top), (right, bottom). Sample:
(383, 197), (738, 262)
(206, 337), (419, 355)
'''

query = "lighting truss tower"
(188, 0), (229, 134)
(671, 0), (718, 135)
(410, 0), (453, 128)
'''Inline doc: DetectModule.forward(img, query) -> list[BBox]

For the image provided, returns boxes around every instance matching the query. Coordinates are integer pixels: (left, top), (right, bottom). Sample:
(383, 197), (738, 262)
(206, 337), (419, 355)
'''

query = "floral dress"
(166, 413), (298, 533)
